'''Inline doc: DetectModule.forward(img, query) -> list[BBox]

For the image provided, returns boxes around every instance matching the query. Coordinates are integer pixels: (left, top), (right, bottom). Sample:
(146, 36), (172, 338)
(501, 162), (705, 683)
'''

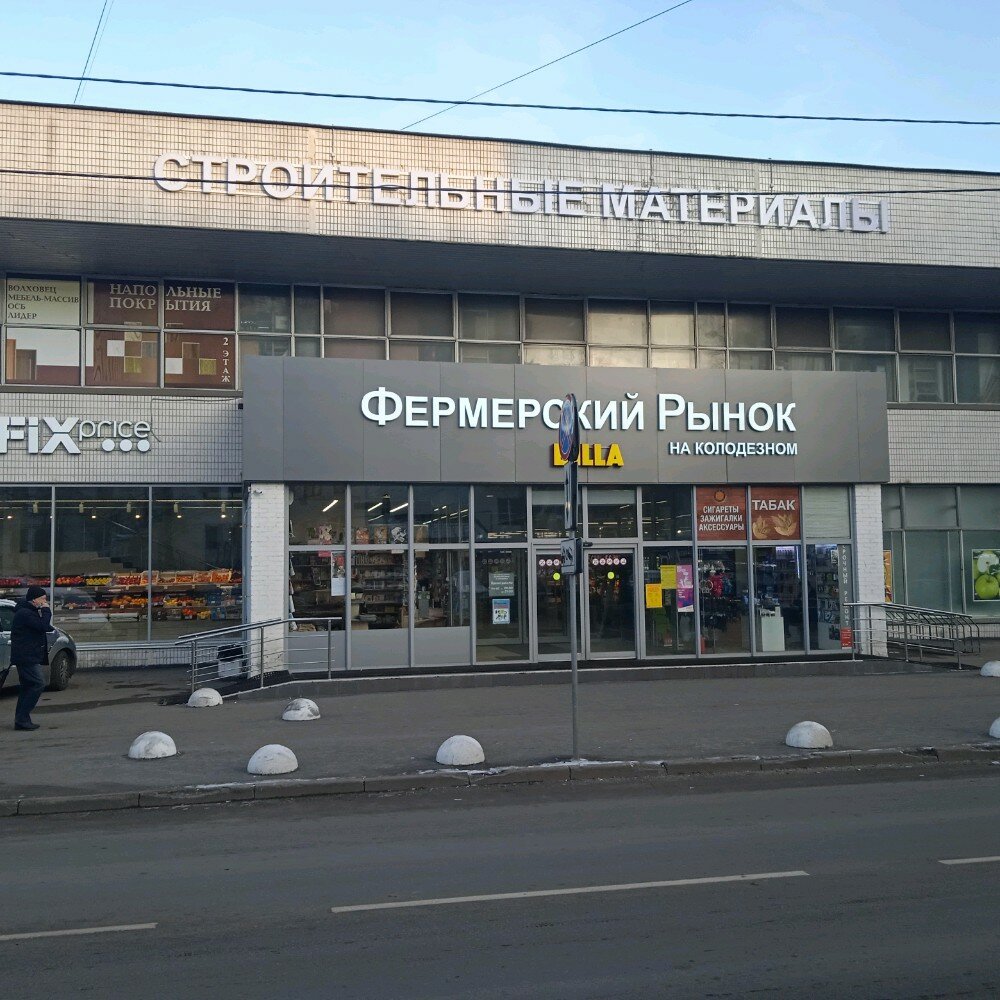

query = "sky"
(1, 0), (999, 171)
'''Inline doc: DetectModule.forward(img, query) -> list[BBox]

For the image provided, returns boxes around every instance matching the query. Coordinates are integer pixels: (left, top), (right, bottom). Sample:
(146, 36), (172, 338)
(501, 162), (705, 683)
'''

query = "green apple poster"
(971, 549), (1000, 602)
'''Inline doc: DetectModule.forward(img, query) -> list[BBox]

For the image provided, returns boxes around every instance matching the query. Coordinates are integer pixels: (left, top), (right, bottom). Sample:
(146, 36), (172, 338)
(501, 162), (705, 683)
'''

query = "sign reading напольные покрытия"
(151, 153), (891, 234)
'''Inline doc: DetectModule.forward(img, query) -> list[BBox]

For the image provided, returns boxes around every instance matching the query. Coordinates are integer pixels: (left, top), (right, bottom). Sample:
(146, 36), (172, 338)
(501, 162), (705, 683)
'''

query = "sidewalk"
(2, 664), (1000, 802)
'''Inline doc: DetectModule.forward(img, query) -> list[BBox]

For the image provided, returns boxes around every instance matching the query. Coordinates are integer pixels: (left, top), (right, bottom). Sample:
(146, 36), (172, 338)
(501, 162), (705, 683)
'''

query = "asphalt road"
(2, 769), (999, 999)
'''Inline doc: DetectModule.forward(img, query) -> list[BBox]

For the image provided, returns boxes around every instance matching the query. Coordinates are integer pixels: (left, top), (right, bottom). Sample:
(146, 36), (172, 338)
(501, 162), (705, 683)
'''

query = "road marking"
(330, 870), (809, 914)
(0, 923), (157, 943)
(939, 856), (1000, 866)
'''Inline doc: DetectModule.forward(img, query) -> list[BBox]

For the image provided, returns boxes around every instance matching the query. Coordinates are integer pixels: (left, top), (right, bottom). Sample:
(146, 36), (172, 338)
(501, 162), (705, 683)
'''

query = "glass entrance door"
(534, 550), (574, 658)
(585, 548), (637, 658)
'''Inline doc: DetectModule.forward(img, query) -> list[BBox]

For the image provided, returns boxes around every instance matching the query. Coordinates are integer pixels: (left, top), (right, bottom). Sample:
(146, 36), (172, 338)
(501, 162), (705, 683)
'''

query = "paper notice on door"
(660, 565), (677, 589)
(644, 584), (663, 609)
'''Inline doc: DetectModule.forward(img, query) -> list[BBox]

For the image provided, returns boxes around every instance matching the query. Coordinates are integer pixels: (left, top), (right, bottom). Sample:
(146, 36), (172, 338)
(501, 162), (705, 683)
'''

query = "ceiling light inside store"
(321, 499), (339, 512)
(78, 502), (85, 514)
(390, 503), (409, 514)
(367, 503), (381, 512)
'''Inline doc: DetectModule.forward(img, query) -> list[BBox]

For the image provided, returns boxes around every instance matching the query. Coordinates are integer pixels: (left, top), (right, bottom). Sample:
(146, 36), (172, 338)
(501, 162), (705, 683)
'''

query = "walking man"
(10, 585), (55, 731)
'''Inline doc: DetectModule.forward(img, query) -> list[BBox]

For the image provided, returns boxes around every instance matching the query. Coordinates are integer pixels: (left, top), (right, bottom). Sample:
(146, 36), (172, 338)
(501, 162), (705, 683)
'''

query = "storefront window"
(389, 292), (453, 338)
(294, 338), (322, 357)
(953, 313), (1000, 354)
(5, 328), (80, 385)
(836, 352), (897, 401)
(834, 309), (894, 351)
(351, 483), (407, 544)
(523, 344), (586, 366)
(524, 298), (584, 343)
(881, 485), (903, 530)
(729, 350), (772, 370)
(289, 484), (345, 545)
(325, 338), (385, 360)
(643, 548), (696, 655)
(459, 343), (520, 364)
(753, 545), (804, 652)
(955, 357), (1000, 404)
(590, 347), (647, 368)
(587, 300), (647, 346)
(0, 488), (51, 600)
(696, 303), (725, 347)
(290, 551), (346, 628)
(150, 488), (243, 639)
(239, 336), (291, 370)
(898, 312), (950, 351)
(324, 288), (385, 337)
(698, 349), (726, 369)
(697, 548), (750, 655)
(414, 550), (469, 627)
(965, 531), (1000, 610)
(807, 544), (854, 651)
(642, 486), (692, 541)
(413, 485), (468, 544)
(904, 530), (962, 612)
(587, 488), (637, 539)
(238, 285), (291, 332)
(164, 332), (235, 389)
(898, 355), (954, 403)
(293, 286), (321, 334)
(87, 279), (159, 327)
(85, 330), (159, 387)
(388, 340), (454, 362)
(650, 302), (695, 347)
(475, 549), (529, 661)
(53, 489), (149, 644)
(533, 487), (571, 539)
(474, 486), (526, 542)
(351, 551), (408, 629)
(163, 281), (235, 331)
(6, 277), (80, 326)
(905, 486), (957, 528)
(959, 486), (1000, 527)
(775, 351), (832, 371)
(775, 308), (830, 348)
(458, 294), (519, 341)
(803, 486), (851, 538)
(728, 305), (771, 348)
(651, 349), (695, 369)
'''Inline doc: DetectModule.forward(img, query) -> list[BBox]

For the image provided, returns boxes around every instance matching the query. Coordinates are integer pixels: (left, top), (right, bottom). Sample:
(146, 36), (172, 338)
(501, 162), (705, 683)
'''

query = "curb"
(4, 742), (999, 819)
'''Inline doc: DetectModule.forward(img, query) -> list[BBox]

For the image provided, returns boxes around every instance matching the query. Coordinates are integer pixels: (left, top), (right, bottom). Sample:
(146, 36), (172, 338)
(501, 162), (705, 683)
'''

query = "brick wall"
(888, 409), (1000, 484)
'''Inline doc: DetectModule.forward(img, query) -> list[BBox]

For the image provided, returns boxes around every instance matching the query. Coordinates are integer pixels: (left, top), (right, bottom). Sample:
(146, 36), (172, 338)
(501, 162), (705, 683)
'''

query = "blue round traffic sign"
(558, 393), (580, 462)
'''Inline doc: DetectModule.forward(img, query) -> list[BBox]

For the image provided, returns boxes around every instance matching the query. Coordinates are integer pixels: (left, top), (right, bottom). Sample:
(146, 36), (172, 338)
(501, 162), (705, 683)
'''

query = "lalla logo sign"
(0, 416), (152, 455)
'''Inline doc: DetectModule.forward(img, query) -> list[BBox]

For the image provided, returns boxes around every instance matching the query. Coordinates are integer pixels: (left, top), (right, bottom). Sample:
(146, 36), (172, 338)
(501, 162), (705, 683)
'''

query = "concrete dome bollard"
(248, 744), (299, 775)
(990, 718), (1000, 739)
(128, 731), (177, 760)
(187, 688), (223, 708)
(436, 735), (485, 767)
(282, 698), (320, 721)
(785, 721), (834, 749)
(980, 661), (1000, 677)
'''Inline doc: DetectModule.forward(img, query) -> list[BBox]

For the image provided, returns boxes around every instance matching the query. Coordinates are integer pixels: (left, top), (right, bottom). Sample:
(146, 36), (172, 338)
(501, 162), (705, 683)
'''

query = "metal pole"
(190, 639), (197, 694)
(259, 627), (265, 688)
(569, 570), (579, 760)
(327, 621), (333, 680)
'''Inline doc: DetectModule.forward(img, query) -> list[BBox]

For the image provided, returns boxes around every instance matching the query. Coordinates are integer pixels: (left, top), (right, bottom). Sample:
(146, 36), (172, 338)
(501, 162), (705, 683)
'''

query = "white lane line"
(0, 923), (157, 943)
(939, 856), (1000, 866)
(330, 870), (809, 914)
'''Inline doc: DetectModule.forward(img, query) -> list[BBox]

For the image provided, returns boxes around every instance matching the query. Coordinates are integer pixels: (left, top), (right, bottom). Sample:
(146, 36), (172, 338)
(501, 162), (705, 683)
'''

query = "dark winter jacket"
(10, 599), (55, 666)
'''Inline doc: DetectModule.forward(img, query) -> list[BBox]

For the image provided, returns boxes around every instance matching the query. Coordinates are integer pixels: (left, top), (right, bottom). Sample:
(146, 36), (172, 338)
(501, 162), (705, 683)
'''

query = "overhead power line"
(73, 1), (115, 104)
(1, 165), (998, 198)
(2, 71), (998, 127)
(399, 0), (699, 130)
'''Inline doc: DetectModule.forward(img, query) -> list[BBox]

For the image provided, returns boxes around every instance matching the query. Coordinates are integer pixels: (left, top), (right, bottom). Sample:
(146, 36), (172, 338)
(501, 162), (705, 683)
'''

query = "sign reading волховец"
(152, 153), (891, 234)
(241, 359), (890, 485)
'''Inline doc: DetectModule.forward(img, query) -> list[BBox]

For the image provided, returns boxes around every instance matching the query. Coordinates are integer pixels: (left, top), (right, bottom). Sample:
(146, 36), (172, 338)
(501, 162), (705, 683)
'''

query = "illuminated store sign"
(152, 153), (891, 233)
(0, 416), (152, 455)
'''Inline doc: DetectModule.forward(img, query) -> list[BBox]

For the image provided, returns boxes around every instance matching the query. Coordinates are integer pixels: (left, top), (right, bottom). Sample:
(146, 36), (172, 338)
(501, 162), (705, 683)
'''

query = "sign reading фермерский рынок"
(0, 416), (152, 454)
(152, 153), (891, 234)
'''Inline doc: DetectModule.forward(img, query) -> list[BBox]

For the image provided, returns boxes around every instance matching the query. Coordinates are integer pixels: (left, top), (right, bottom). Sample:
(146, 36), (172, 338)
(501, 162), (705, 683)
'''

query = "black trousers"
(14, 661), (45, 726)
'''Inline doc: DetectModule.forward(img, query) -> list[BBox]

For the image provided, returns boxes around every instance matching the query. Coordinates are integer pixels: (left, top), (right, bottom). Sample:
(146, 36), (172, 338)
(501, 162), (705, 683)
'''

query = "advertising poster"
(883, 550), (893, 603)
(163, 281), (235, 331)
(695, 487), (747, 541)
(491, 598), (511, 625)
(644, 583), (663, 609)
(676, 564), (695, 613)
(660, 564), (677, 589)
(330, 553), (347, 597)
(971, 548), (1000, 602)
(89, 279), (160, 326)
(749, 486), (801, 540)
(5, 277), (80, 325)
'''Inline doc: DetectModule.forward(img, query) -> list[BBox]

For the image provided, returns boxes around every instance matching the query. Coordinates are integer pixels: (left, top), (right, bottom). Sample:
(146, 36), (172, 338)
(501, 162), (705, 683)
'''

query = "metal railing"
(845, 602), (981, 669)
(175, 617), (344, 693)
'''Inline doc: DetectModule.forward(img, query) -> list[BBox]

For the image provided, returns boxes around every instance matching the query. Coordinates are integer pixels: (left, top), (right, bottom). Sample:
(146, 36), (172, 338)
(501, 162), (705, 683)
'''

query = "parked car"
(0, 598), (78, 690)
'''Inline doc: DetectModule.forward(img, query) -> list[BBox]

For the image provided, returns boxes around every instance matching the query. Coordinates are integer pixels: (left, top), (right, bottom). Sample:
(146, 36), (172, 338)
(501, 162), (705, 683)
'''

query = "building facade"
(0, 99), (997, 669)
